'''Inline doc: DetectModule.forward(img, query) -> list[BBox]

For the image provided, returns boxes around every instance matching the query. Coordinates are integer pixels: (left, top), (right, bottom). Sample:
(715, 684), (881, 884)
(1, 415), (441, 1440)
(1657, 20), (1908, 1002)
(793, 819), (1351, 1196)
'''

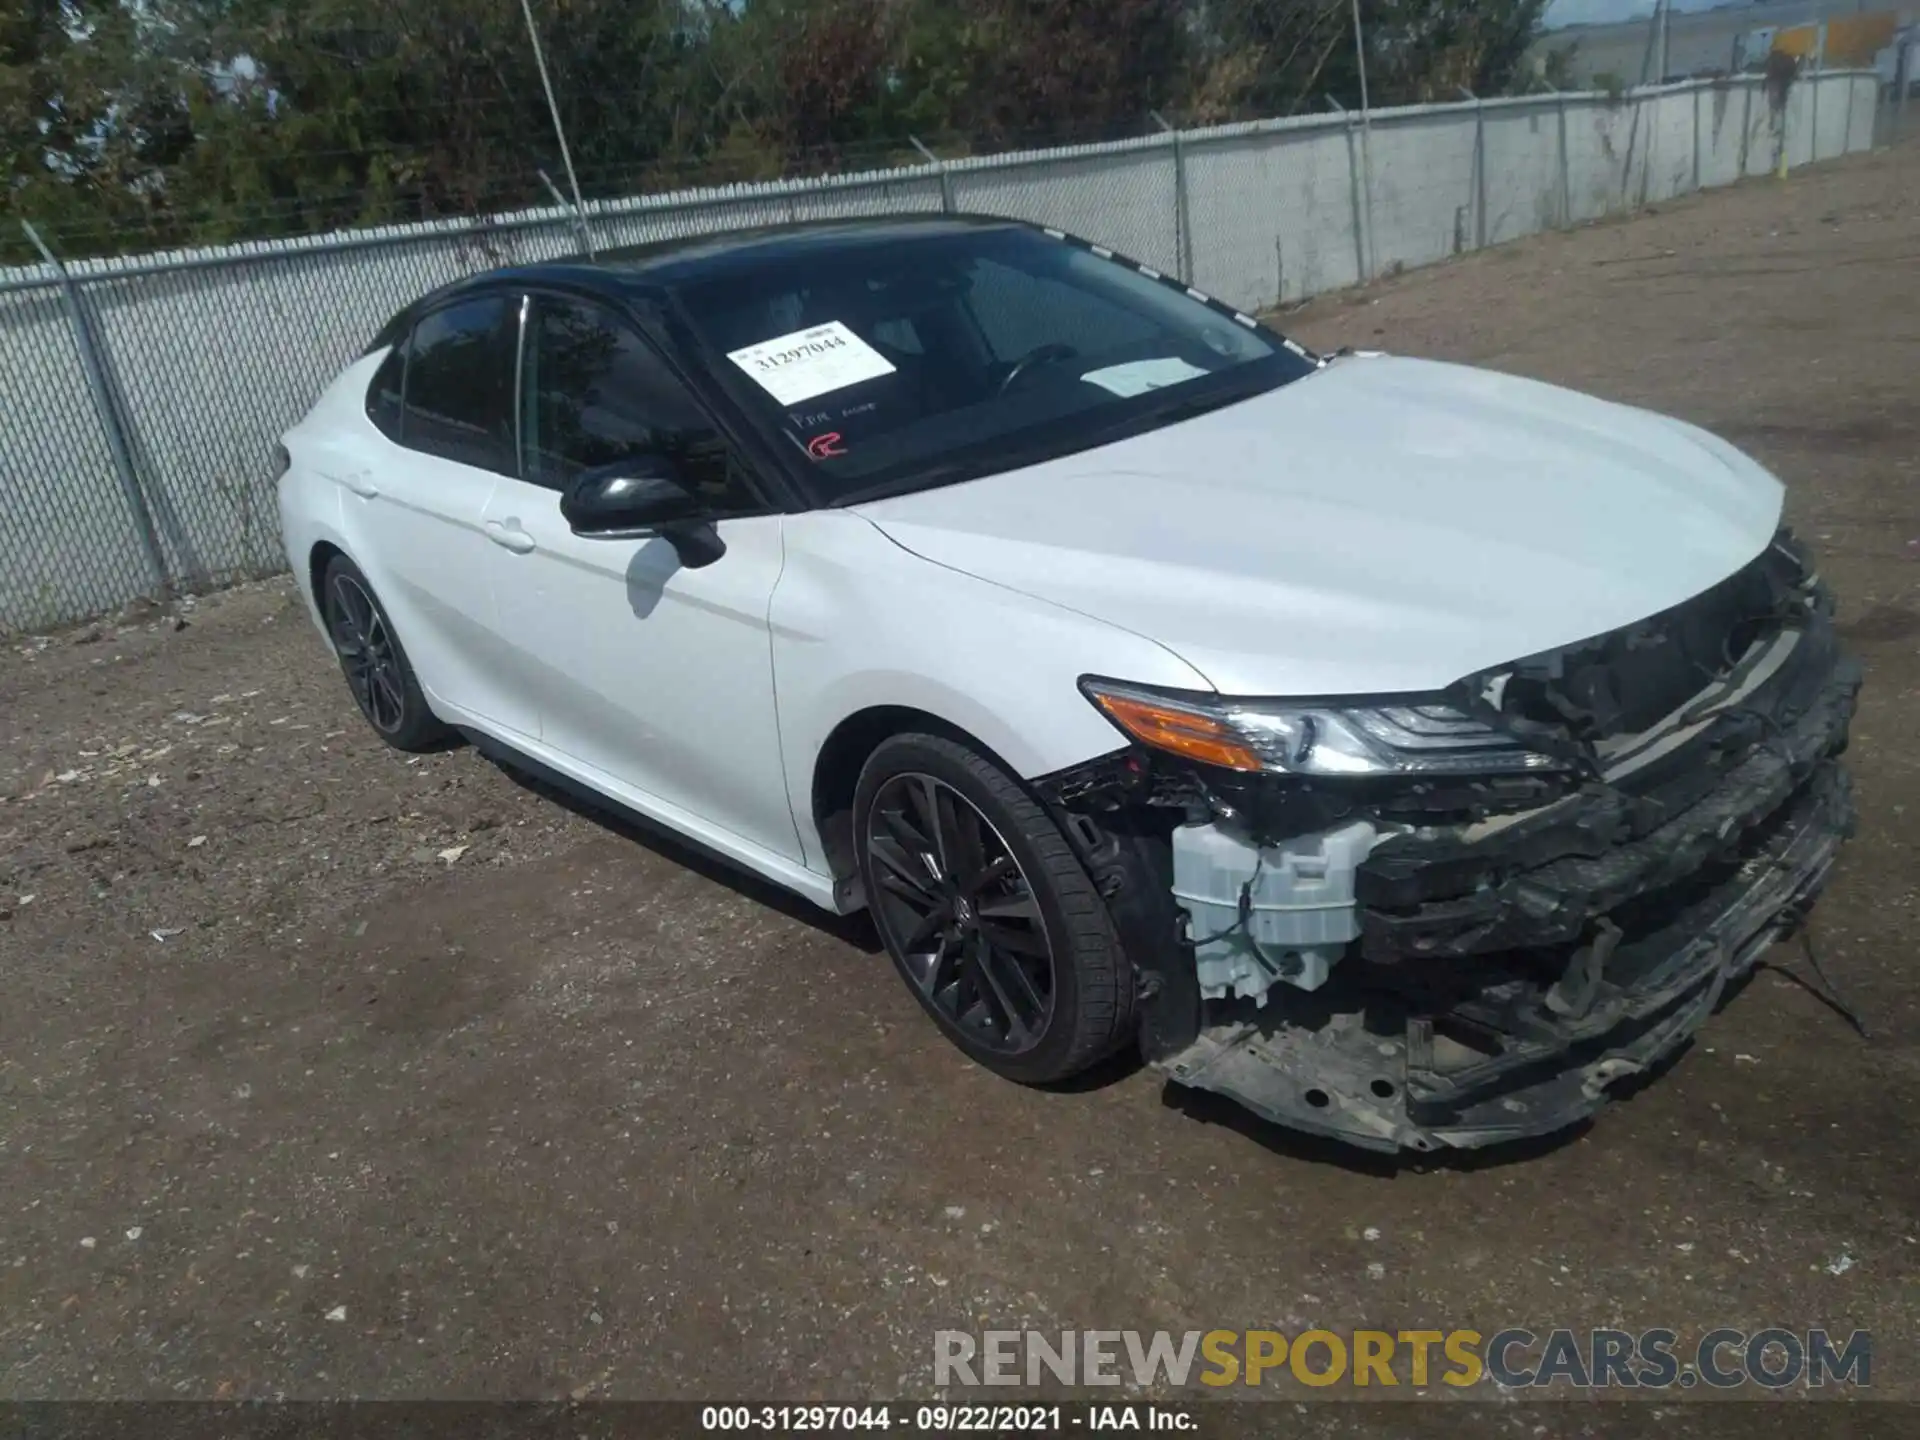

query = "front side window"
(400, 296), (517, 476)
(673, 224), (1318, 502)
(519, 296), (754, 513)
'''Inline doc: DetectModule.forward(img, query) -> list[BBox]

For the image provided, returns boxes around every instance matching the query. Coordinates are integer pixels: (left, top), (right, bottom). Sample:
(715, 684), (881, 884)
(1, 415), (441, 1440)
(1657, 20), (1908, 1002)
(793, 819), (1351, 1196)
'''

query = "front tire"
(853, 732), (1135, 1084)
(320, 555), (448, 753)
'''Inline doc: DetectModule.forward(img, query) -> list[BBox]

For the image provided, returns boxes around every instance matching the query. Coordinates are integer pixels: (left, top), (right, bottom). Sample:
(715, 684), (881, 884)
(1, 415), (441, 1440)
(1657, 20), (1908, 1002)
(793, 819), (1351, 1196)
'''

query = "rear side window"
(366, 346), (405, 440)
(400, 297), (517, 475)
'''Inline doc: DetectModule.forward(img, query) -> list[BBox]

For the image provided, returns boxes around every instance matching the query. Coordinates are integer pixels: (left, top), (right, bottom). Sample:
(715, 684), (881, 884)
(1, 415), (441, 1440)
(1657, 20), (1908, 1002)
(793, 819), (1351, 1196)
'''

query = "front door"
(481, 294), (803, 863)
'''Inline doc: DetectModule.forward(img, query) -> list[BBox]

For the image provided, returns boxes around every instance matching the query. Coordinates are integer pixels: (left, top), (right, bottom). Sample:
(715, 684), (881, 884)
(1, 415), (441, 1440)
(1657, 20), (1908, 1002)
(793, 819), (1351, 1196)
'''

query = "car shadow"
(484, 750), (883, 955)
(623, 537), (682, 620)
(475, 735), (1735, 1174)
(1037, 1044), (1147, 1094)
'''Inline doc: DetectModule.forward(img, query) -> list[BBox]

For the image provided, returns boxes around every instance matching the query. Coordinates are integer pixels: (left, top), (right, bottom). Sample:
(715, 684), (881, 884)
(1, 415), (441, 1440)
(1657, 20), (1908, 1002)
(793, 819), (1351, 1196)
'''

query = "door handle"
(485, 519), (537, 554)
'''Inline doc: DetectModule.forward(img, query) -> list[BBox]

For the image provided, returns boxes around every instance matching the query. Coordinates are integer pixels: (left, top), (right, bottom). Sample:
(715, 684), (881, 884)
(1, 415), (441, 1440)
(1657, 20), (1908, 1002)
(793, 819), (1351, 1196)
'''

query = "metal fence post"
(1901, 36), (1913, 142)
(1555, 90), (1572, 226)
(1350, 0), (1378, 283)
(1151, 112), (1192, 283)
(1895, 37), (1910, 143)
(1461, 88), (1487, 251)
(1810, 15), (1825, 158)
(1691, 81), (1703, 193)
(910, 136), (955, 214)
(1739, 77), (1754, 175)
(1778, 70), (1793, 179)
(21, 221), (171, 600)
(1328, 97), (1370, 284)
(1637, 87), (1655, 208)
(520, 0), (595, 257)
(538, 169), (595, 258)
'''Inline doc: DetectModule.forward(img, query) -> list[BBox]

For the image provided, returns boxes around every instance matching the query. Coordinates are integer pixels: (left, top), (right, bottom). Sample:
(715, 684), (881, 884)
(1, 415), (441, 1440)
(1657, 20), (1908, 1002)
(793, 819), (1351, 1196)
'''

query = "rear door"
(341, 293), (524, 728)
(479, 293), (802, 861)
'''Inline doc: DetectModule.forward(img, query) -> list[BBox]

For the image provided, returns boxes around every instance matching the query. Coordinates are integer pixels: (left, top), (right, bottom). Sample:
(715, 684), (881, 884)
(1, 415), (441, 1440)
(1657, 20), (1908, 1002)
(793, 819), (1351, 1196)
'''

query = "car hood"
(853, 356), (1784, 697)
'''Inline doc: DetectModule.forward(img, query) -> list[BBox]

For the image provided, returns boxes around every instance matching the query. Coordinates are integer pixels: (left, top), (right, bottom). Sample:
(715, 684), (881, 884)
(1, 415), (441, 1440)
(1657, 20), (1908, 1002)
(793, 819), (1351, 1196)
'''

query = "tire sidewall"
(320, 555), (442, 751)
(854, 733), (1095, 1085)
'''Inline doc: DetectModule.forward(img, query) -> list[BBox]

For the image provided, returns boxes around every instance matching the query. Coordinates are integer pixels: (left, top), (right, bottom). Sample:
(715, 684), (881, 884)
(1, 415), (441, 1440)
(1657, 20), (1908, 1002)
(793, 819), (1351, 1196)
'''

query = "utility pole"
(1656, 0), (1671, 83)
(519, 0), (595, 257)
(1350, 0), (1376, 281)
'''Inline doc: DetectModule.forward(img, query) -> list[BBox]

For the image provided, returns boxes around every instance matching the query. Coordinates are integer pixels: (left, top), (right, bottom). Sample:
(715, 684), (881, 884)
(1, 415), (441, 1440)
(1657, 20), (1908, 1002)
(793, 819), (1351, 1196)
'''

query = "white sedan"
(278, 216), (1859, 1151)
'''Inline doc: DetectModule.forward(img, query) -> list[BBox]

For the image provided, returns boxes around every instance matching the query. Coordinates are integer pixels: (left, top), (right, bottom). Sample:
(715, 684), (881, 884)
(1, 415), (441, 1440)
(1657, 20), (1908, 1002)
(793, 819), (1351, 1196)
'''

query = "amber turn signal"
(1088, 690), (1263, 772)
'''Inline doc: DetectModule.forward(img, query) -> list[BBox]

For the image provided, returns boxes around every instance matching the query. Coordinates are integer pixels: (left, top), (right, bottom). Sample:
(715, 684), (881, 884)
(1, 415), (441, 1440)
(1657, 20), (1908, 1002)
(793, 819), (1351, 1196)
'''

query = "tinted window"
(402, 296), (516, 475)
(675, 226), (1317, 502)
(366, 346), (405, 440)
(520, 297), (754, 512)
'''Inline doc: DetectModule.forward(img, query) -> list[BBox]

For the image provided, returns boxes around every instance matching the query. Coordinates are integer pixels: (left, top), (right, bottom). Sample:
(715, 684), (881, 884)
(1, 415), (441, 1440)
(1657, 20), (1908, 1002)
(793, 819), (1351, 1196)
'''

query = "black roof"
(428, 213), (1031, 312)
(595, 212), (1024, 283)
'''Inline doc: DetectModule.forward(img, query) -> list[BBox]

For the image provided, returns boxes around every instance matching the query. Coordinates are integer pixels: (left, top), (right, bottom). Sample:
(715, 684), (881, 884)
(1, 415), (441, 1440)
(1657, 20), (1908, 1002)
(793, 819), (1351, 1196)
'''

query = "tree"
(1184, 0), (1549, 120)
(890, 0), (1191, 147)
(1, 0), (1551, 261)
(149, 0), (726, 237)
(3, 1), (194, 248)
(1366, 0), (1550, 102)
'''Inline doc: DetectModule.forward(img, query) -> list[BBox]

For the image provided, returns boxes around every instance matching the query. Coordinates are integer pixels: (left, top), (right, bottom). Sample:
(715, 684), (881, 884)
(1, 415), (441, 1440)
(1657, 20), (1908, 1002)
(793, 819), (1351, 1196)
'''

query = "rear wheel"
(854, 732), (1135, 1084)
(321, 555), (448, 753)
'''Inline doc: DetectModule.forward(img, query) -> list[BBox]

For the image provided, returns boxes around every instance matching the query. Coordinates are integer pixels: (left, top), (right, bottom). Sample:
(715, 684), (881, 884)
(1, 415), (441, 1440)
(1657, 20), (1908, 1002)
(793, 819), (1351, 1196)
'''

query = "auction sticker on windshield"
(1081, 357), (1210, 398)
(727, 321), (896, 406)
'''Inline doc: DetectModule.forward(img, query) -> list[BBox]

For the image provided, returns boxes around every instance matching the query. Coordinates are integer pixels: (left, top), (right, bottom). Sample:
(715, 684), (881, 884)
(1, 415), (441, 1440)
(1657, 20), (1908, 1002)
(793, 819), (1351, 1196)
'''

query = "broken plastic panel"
(1170, 819), (1381, 1001)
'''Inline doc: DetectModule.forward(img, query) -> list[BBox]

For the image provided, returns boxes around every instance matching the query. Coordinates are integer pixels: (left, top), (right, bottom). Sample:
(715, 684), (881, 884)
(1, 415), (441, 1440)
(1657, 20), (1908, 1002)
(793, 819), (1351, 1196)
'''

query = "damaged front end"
(1040, 531), (1861, 1152)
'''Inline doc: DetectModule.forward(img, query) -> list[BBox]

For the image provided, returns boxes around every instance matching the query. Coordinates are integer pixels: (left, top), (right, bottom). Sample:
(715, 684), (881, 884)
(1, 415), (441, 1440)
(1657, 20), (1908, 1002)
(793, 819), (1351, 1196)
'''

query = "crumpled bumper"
(1402, 760), (1851, 1147)
(1163, 762), (1852, 1151)
(1155, 611), (1861, 1153)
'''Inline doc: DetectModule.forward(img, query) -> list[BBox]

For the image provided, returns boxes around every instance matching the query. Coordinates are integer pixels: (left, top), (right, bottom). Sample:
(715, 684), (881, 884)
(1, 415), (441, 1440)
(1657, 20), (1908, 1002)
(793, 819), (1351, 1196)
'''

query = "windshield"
(671, 226), (1318, 502)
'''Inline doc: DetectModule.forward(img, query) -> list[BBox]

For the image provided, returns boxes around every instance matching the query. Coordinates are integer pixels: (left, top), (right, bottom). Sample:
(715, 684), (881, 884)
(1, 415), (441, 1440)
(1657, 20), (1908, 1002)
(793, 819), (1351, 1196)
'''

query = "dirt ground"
(3, 140), (1917, 1422)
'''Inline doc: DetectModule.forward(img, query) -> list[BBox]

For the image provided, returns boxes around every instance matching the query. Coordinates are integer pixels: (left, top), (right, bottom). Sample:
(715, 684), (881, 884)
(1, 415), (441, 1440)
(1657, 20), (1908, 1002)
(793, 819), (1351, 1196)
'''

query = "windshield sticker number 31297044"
(726, 320), (897, 407)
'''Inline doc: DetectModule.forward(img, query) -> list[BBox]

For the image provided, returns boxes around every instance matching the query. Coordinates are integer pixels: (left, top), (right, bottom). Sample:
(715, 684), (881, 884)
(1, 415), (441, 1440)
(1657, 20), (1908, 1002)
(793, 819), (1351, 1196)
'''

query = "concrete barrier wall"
(1697, 85), (1755, 188)
(1481, 103), (1569, 242)
(0, 71), (1882, 633)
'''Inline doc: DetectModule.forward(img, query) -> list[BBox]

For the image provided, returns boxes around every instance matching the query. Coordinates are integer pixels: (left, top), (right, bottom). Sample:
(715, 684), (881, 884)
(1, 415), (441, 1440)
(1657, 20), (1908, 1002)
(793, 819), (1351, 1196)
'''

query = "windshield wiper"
(830, 369), (1296, 507)
(1125, 373), (1279, 430)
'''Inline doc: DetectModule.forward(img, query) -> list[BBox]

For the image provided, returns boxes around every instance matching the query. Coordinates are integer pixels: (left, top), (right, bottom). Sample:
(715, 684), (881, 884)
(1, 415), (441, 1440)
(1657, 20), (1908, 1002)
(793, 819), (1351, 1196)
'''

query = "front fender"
(771, 510), (1212, 873)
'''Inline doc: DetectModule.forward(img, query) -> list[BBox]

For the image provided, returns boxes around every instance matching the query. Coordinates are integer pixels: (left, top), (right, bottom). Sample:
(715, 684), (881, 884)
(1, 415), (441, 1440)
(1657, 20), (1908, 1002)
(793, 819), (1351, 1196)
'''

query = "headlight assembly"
(1079, 677), (1564, 777)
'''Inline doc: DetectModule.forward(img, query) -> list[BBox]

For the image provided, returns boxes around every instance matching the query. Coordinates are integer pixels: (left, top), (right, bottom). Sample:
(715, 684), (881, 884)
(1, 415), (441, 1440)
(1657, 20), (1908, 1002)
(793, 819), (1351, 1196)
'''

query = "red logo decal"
(806, 431), (846, 459)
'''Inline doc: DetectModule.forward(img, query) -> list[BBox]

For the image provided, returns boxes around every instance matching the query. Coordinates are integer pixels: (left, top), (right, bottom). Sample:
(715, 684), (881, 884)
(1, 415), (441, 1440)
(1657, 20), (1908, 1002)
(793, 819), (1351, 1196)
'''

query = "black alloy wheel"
(327, 569), (404, 733)
(321, 555), (448, 752)
(854, 732), (1136, 1084)
(866, 771), (1056, 1055)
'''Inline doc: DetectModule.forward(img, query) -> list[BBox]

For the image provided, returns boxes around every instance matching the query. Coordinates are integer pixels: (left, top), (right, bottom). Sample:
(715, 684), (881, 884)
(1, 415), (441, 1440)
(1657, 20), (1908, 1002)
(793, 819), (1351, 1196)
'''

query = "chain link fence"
(0, 70), (1885, 635)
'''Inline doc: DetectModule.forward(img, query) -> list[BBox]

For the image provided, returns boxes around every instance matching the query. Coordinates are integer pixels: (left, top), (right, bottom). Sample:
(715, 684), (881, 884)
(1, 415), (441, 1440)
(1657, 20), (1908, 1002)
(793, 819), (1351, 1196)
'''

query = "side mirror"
(559, 457), (727, 568)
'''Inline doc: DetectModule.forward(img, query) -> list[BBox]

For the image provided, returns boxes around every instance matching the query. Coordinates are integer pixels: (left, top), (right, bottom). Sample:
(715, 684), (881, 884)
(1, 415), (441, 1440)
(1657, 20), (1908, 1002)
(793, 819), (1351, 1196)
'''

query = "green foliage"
(1539, 40), (1581, 93)
(1185, 0), (1549, 119)
(1, 0), (1551, 262)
